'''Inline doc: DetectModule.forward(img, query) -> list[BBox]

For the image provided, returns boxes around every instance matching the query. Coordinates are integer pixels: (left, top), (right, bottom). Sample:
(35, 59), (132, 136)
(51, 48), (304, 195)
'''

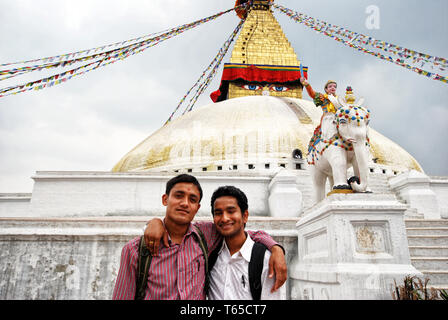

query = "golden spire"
(231, 0), (299, 66)
(223, 0), (304, 100)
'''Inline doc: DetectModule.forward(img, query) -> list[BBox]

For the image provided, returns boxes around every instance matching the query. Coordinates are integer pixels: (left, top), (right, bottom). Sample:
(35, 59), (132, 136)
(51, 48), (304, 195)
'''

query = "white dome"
(112, 96), (422, 174)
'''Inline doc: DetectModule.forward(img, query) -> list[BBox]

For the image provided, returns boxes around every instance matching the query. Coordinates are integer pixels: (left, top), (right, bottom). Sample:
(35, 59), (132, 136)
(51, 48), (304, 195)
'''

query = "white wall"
(0, 216), (296, 300)
(0, 194), (31, 217)
(27, 171), (272, 217)
(430, 176), (448, 219)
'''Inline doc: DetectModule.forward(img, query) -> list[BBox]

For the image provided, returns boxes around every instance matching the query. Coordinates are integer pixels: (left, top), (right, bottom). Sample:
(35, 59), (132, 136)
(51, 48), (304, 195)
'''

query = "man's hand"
(300, 77), (308, 86)
(268, 245), (287, 292)
(144, 218), (169, 256)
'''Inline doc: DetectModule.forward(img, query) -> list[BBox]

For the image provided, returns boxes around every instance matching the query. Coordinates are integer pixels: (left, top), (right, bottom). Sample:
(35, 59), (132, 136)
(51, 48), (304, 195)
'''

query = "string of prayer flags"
(273, 4), (448, 85)
(165, 18), (245, 125)
(0, 4), (248, 98)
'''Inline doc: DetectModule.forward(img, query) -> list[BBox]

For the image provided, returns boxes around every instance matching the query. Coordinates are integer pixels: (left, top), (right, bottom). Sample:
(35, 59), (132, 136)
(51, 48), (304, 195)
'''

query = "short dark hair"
(210, 185), (248, 216)
(165, 174), (203, 202)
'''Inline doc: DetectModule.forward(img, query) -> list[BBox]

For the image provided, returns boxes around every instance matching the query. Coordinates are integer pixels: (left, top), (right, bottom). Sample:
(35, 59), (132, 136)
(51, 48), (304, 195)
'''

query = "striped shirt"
(112, 221), (279, 300)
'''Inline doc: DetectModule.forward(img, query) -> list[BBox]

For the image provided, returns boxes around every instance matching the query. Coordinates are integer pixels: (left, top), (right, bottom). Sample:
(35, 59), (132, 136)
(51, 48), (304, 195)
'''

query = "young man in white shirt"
(207, 185), (285, 300)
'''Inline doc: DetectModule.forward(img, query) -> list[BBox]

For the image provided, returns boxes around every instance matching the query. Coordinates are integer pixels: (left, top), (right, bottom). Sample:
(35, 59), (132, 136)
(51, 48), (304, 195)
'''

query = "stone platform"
(290, 193), (421, 300)
(0, 170), (447, 299)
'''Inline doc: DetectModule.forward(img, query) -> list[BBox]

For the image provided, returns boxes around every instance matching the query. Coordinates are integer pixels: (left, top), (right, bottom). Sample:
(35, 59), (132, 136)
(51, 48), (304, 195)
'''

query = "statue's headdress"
(324, 80), (337, 90)
(345, 86), (356, 104)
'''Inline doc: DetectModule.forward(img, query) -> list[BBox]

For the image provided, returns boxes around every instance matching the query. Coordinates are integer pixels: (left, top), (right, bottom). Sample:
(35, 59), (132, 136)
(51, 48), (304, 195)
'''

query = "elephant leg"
(328, 149), (349, 189)
(311, 166), (327, 203)
(349, 148), (371, 192)
(328, 176), (334, 190)
(353, 160), (360, 177)
(351, 156), (360, 180)
(350, 142), (369, 192)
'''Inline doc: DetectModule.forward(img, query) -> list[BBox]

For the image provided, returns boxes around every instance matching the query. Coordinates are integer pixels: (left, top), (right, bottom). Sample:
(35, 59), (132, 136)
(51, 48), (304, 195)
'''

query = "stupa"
(112, 0), (422, 177)
(0, 0), (446, 300)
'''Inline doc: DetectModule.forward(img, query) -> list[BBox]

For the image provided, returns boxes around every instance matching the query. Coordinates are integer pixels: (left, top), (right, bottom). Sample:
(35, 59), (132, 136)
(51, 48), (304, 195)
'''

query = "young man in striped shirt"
(112, 174), (286, 300)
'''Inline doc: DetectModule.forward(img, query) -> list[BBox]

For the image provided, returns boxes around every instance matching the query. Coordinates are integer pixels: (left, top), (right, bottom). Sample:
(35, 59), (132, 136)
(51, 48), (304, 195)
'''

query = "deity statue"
(300, 78), (339, 159)
(304, 85), (372, 202)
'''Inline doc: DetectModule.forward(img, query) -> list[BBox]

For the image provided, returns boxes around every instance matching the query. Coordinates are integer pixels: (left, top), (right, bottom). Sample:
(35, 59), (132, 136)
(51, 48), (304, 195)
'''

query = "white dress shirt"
(207, 235), (284, 300)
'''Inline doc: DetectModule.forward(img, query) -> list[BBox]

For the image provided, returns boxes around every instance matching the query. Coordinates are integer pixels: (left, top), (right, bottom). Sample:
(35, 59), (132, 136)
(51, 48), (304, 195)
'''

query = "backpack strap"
(208, 237), (223, 273)
(249, 242), (267, 301)
(206, 237), (224, 295)
(135, 235), (152, 300)
(191, 225), (210, 292)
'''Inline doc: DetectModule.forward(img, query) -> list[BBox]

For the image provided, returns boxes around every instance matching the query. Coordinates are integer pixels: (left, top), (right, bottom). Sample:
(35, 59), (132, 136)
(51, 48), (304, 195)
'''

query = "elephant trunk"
(350, 141), (369, 192)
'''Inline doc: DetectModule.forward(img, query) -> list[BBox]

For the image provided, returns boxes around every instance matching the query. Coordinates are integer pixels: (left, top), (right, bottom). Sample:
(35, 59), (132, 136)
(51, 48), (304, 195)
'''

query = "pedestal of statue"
(289, 193), (421, 300)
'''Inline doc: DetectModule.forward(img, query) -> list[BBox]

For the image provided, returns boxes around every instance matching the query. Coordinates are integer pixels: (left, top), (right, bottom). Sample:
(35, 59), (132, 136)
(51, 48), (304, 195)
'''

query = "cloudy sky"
(0, 0), (447, 192)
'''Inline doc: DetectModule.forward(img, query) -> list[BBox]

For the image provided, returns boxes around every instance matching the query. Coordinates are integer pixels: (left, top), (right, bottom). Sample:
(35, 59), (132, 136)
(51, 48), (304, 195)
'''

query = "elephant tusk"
(347, 138), (357, 144)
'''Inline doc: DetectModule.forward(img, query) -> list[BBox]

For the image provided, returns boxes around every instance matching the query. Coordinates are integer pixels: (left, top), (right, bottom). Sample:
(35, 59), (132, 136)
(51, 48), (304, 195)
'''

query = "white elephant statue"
(307, 89), (371, 203)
